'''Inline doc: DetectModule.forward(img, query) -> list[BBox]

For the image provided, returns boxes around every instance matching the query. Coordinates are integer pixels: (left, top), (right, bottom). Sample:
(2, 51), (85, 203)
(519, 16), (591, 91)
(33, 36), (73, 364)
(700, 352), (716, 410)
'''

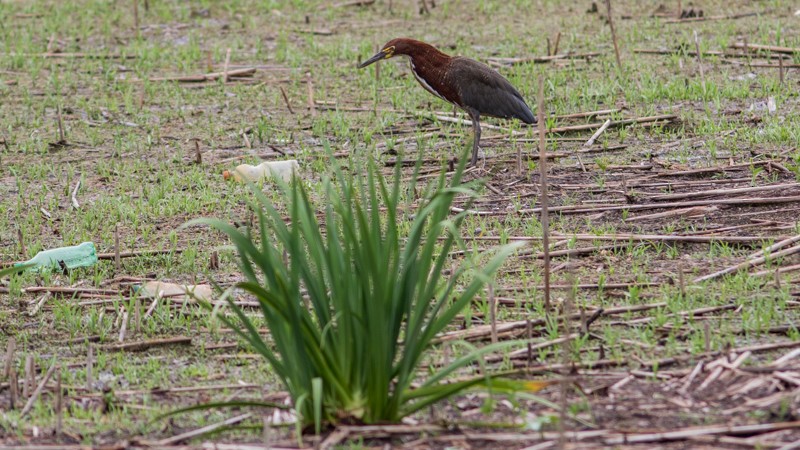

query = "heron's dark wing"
(448, 57), (536, 124)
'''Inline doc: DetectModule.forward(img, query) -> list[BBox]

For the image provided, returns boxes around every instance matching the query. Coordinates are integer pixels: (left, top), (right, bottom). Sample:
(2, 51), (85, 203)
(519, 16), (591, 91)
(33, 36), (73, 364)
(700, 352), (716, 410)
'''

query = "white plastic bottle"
(137, 281), (213, 302)
(223, 160), (299, 183)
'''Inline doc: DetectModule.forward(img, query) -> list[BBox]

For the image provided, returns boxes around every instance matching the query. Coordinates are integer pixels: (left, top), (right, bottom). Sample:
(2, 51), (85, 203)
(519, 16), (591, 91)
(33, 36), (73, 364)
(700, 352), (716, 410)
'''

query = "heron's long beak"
(358, 50), (389, 69)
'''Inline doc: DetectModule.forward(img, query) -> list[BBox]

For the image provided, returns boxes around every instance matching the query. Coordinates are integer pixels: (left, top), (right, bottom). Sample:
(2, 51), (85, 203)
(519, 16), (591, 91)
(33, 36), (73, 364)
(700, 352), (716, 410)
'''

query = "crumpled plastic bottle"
(223, 160), (299, 183)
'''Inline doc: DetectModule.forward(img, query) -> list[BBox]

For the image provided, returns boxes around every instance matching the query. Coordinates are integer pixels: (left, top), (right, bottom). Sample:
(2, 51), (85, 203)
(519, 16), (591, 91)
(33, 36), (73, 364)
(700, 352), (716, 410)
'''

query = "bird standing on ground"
(358, 38), (536, 165)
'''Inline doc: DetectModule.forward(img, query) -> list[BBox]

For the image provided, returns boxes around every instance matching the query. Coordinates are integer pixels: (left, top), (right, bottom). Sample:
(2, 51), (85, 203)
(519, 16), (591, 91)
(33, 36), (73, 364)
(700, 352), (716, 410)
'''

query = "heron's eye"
(383, 46), (395, 58)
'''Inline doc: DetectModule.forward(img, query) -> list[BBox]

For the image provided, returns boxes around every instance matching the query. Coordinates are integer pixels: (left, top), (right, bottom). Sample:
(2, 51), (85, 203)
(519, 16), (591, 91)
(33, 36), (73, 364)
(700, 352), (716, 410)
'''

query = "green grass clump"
(195, 150), (523, 432)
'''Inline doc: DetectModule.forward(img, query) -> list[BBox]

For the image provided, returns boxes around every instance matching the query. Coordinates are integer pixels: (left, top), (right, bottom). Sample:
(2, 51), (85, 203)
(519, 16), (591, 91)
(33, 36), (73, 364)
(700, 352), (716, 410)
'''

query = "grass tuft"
(190, 148), (525, 431)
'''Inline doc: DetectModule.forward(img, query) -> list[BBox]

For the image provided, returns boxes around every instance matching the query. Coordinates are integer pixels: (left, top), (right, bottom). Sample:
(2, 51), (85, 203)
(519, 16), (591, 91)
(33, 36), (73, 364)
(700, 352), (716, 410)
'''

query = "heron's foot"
(468, 146), (485, 167)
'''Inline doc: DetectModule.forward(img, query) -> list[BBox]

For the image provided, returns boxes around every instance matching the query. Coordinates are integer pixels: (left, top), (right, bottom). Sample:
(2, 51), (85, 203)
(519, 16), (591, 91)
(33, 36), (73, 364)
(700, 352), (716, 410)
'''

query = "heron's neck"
(404, 49), (457, 104)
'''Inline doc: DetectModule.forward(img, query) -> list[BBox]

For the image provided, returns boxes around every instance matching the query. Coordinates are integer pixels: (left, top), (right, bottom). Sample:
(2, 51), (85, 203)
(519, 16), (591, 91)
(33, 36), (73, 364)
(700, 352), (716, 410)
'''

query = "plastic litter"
(16, 242), (97, 272)
(223, 160), (299, 183)
(137, 281), (213, 302)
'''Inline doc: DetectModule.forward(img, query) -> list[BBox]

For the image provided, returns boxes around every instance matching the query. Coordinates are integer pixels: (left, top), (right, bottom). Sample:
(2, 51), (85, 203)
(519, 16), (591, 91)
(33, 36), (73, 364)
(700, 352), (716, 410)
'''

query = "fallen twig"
(279, 86), (295, 114)
(145, 67), (256, 83)
(118, 310), (128, 342)
(648, 182), (800, 201)
(694, 30), (706, 97)
(753, 262), (800, 277)
(102, 336), (192, 352)
(16, 286), (123, 296)
(320, 428), (351, 450)
(3, 338), (16, 379)
(519, 195), (800, 215)
(330, 0), (375, 7)
(435, 303), (667, 343)
(694, 241), (800, 283)
(28, 292), (51, 316)
(497, 282), (660, 293)
(56, 103), (66, 143)
(515, 340), (800, 374)
(70, 180), (81, 209)
(453, 194), (800, 217)
(531, 243), (625, 258)
(749, 234), (800, 260)
(731, 42), (800, 55)
(485, 334), (580, 363)
(635, 48), (729, 57)
(605, 0), (623, 70)
(584, 119), (611, 146)
(97, 248), (183, 260)
(604, 420), (800, 445)
(608, 304), (738, 327)
(222, 48), (231, 83)
(546, 114), (677, 134)
(1, 52), (137, 59)
(537, 78), (551, 310)
(450, 233), (780, 244)
(20, 364), (56, 417)
(294, 27), (334, 36)
(652, 160), (776, 177)
(78, 383), (270, 398)
(487, 52), (601, 66)
(741, 58), (800, 69)
(624, 205), (717, 222)
(663, 12), (758, 24)
(307, 72), (316, 116)
(157, 413), (253, 445)
(337, 424), (446, 439)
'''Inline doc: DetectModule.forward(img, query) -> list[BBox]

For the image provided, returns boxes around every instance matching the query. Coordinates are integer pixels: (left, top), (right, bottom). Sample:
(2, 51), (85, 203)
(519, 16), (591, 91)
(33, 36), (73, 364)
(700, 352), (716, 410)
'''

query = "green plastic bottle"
(16, 242), (98, 272)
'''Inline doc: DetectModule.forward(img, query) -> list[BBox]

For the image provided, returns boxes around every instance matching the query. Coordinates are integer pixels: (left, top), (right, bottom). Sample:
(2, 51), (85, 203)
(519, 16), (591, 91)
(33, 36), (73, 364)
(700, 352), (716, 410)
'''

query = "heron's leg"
(469, 112), (481, 166)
